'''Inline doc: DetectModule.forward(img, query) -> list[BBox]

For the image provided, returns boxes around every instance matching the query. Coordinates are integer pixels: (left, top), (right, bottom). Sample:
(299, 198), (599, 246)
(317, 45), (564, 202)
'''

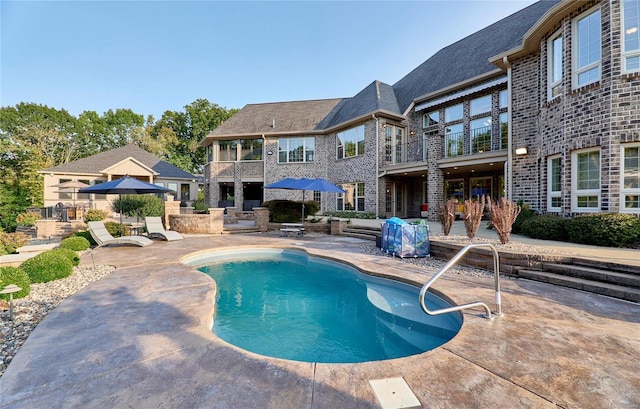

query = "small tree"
(488, 197), (521, 244)
(438, 198), (457, 235)
(463, 195), (485, 239)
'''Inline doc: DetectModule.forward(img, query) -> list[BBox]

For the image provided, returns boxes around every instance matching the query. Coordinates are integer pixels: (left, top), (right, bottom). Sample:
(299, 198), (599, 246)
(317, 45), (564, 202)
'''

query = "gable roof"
(205, 98), (345, 139)
(42, 144), (196, 179)
(392, 0), (561, 112)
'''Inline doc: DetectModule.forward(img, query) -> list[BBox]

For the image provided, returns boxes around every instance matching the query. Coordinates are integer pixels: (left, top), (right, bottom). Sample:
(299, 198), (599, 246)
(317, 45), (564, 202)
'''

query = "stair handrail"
(419, 243), (503, 319)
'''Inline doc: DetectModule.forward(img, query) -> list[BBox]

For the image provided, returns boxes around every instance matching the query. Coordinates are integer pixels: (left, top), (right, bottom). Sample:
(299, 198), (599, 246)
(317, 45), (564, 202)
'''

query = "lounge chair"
(144, 217), (183, 241)
(87, 221), (153, 247)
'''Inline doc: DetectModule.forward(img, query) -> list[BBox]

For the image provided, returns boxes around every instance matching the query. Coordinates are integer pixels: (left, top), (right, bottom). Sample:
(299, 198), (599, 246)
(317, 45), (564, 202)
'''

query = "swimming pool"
(186, 248), (462, 363)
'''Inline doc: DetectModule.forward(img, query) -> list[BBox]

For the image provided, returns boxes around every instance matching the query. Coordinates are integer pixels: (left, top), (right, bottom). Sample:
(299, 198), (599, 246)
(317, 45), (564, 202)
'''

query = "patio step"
(342, 226), (380, 241)
(518, 262), (640, 303)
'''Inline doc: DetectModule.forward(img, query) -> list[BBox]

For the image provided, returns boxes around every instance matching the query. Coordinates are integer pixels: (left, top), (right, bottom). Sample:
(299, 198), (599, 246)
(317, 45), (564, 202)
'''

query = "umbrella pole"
(302, 191), (305, 223)
(119, 194), (123, 236)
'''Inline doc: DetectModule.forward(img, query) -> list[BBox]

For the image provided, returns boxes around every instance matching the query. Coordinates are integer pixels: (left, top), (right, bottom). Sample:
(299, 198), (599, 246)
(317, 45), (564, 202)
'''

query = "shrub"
(112, 194), (164, 220)
(60, 236), (91, 251)
(463, 196), (485, 239)
(0, 266), (31, 299)
(566, 213), (640, 247)
(70, 230), (96, 246)
(21, 250), (73, 283)
(438, 198), (457, 236)
(263, 200), (319, 222)
(50, 248), (80, 266)
(84, 209), (109, 222)
(512, 200), (536, 234)
(105, 221), (130, 237)
(521, 215), (569, 241)
(0, 232), (30, 254)
(488, 197), (521, 244)
(16, 211), (41, 227)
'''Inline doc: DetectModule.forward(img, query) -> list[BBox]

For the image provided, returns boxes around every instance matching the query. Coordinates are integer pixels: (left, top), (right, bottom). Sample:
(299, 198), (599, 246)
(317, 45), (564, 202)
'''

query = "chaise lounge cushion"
(87, 221), (153, 247)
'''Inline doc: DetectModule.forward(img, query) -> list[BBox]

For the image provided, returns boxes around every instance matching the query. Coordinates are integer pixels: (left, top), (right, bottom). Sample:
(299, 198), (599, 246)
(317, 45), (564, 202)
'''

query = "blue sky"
(1, 0), (538, 119)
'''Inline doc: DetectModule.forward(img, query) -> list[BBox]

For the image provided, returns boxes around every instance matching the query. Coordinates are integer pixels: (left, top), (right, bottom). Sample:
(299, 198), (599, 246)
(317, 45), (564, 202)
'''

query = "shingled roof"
(392, 0), (560, 112)
(207, 98), (345, 137)
(43, 144), (195, 179)
(205, 1), (560, 138)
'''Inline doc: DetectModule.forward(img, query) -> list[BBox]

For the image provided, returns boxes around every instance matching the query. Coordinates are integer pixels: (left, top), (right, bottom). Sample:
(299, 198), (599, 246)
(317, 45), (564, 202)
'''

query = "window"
(444, 104), (463, 122)
(572, 149), (600, 211)
(548, 32), (563, 99)
(206, 145), (213, 163)
(548, 155), (562, 211)
(313, 190), (321, 210)
(167, 183), (178, 196)
(470, 177), (492, 199)
(278, 137), (314, 163)
(622, 144), (640, 212)
(423, 111), (439, 127)
(336, 125), (365, 159)
(470, 95), (491, 116)
(623, 0), (640, 72)
(218, 140), (237, 161)
(499, 112), (508, 149)
(384, 125), (404, 164)
(470, 117), (492, 154)
(337, 182), (365, 211)
(77, 179), (90, 200)
(573, 7), (601, 88)
(445, 123), (463, 157)
(240, 139), (263, 161)
(58, 179), (71, 200)
(499, 90), (508, 109)
(445, 179), (464, 203)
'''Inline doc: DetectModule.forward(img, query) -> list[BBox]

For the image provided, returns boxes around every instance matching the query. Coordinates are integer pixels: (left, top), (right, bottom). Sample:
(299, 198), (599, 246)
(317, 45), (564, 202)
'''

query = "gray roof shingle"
(392, 0), (560, 112)
(43, 144), (196, 179)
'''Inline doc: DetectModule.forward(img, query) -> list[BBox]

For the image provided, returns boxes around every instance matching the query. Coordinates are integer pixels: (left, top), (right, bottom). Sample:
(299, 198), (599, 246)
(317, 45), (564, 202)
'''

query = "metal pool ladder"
(419, 243), (503, 319)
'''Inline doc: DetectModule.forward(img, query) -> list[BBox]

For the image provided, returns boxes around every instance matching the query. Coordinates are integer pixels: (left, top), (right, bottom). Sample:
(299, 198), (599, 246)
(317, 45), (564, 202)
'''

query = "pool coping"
(1, 234), (638, 408)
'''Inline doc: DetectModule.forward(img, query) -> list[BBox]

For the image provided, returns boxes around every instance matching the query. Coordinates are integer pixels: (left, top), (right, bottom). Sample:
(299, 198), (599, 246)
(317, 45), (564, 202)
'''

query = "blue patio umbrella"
(79, 176), (174, 232)
(264, 178), (345, 222)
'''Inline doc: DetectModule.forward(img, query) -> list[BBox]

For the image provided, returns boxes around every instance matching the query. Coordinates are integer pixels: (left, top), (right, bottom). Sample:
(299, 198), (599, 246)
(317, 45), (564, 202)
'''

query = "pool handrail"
(418, 243), (503, 320)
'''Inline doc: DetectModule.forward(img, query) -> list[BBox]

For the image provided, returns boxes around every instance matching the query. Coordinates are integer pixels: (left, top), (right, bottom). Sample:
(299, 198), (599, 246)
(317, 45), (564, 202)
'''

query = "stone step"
(571, 259), (640, 277)
(518, 270), (640, 303)
(340, 231), (377, 241)
(16, 243), (60, 254)
(543, 263), (640, 288)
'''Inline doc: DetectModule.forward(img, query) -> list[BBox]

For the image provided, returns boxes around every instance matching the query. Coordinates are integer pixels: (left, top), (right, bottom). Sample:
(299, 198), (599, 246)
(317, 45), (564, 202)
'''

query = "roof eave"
(490, 0), (586, 69)
(413, 68), (505, 106)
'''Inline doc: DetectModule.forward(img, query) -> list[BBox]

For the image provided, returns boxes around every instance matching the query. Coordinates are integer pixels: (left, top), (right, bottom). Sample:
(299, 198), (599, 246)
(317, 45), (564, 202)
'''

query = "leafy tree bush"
(104, 221), (130, 237)
(16, 211), (41, 227)
(263, 200), (319, 222)
(84, 209), (108, 221)
(566, 213), (640, 247)
(112, 194), (164, 221)
(70, 230), (96, 246)
(21, 250), (73, 283)
(322, 211), (377, 219)
(50, 248), (80, 266)
(0, 232), (30, 254)
(0, 266), (31, 299)
(520, 215), (569, 241)
(512, 200), (536, 234)
(60, 236), (90, 251)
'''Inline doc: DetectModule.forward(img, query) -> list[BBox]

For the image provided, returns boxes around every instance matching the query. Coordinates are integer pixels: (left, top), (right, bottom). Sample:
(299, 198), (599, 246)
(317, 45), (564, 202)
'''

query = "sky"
(1, 0), (539, 119)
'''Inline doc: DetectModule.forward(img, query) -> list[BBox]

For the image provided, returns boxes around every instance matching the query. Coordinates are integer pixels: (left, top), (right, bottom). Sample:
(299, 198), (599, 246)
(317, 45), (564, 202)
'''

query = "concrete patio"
(1, 233), (638, 408)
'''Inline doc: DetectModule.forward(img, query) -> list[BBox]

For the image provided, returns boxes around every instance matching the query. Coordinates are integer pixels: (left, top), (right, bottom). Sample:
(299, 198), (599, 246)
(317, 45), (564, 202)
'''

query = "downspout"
(373, 114), (379, 217)
(503, 56), (513, 201)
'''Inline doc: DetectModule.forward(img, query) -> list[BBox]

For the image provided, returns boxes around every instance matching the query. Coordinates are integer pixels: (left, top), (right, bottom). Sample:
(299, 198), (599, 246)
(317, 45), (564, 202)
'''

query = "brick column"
(164, 200), (181, 228)
(330, 220), (347, 235)
(253, 207), (269, 232)
(208, 208), (225, 234)
(35, 220), (56, 238)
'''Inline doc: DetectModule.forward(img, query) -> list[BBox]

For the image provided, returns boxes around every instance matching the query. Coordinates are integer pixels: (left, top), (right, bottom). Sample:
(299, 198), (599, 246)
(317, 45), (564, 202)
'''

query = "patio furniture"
(87, 221), (153, 247)
(145, 217), (183, 241)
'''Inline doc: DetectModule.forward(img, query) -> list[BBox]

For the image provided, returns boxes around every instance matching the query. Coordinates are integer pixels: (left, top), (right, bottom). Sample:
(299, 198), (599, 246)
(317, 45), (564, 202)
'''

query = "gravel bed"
(0, 264), (115, 378)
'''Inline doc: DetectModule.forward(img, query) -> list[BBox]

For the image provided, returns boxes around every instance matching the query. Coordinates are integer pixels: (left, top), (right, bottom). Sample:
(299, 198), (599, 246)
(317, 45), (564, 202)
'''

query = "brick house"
(201, 0), (640, 220)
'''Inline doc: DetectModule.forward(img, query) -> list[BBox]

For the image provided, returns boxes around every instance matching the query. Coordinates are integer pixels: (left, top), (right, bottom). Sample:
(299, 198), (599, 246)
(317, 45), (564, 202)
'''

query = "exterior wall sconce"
(515, 147), (528, 155)
(267, 150), (273, 155)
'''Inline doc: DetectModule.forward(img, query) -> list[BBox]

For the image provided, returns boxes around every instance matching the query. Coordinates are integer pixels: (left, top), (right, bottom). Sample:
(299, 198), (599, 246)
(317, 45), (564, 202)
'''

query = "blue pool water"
(191, 248), (462, 363)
